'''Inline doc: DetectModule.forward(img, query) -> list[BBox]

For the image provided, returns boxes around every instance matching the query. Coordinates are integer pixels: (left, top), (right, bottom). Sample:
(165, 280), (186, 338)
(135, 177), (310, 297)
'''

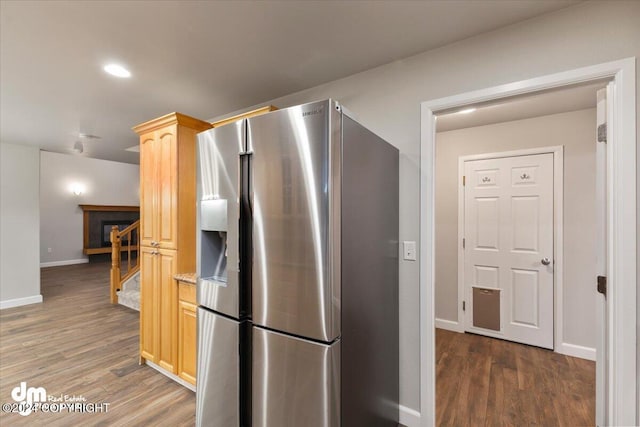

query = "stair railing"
(110, 220), (140, 304)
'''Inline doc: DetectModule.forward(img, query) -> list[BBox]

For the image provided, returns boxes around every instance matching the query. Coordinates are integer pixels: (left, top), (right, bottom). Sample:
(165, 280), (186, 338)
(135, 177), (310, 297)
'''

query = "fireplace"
(101, 220), (136, 247)
(79, 205), (139, 258)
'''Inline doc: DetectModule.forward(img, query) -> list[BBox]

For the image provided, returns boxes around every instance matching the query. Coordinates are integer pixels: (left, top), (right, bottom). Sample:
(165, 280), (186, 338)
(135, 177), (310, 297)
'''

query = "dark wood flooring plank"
(436, 329), (595, 427)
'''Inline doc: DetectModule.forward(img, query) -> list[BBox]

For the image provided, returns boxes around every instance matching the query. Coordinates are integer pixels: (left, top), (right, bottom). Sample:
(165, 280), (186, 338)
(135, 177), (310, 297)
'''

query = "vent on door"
(473, 287), (500, 331)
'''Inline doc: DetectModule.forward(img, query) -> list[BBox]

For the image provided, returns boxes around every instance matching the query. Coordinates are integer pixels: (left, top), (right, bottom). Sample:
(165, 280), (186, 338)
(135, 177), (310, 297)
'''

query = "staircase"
(117, 271), (140, 311)
(110, 220), (140, 310)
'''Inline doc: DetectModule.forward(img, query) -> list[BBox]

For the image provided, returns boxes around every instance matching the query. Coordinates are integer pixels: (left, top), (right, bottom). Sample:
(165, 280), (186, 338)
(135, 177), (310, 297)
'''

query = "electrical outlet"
(403, 241), (416, 261)
(47, 247), (52, 253)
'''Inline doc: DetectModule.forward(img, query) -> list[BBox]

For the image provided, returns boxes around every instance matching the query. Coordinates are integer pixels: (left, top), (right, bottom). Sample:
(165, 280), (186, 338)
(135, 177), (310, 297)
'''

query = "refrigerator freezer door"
(248, 100), (341, 342)
(252, 327), (340, 427)
(196, 307), (244, 427)
(196, 121), (244, 317)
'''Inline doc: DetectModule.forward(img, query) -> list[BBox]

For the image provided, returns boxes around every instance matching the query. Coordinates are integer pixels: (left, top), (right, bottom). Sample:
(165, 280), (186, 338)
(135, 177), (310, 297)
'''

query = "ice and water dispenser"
(199, 199), (228, 284)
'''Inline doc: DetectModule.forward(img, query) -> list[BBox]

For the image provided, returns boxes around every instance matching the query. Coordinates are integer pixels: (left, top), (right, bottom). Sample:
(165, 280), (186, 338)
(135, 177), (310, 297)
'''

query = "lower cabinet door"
(157, 249), (177, 373)
(196, 307), (242, 427)
(139, 246), (157, 362)
(178, 300), (197, 385)
(252, 327), (340, 427)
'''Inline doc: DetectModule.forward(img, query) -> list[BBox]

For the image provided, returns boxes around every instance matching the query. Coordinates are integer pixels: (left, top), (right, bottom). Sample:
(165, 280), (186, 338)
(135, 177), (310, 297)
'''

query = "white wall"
(225, 1), (639, 417)
(39, 151), (140, 266)
(435, 109), (597, 352)
(1, 143), (41, 308)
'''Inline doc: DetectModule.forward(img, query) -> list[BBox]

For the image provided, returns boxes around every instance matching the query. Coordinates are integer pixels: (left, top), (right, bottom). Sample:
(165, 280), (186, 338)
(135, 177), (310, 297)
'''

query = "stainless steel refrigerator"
(195, 99), (398, 427)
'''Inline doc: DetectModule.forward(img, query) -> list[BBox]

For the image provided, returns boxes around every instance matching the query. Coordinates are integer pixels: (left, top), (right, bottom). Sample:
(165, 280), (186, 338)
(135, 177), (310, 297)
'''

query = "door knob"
(541, 257), (551, 265)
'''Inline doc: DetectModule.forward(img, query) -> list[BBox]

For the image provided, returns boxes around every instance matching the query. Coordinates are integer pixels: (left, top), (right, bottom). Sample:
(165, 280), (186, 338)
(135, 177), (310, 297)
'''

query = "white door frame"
(420, 58), (636, 427)
(457, 147), (564, 352)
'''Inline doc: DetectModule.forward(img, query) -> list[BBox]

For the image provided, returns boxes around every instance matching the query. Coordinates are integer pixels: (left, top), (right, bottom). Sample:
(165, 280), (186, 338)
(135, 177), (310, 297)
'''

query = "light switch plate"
(403, 241), (416, 261)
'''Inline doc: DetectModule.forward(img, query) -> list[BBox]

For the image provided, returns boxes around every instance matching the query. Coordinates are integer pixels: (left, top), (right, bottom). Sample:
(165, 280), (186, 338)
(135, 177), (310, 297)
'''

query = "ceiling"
(1, 0), (580, 164)
(436, 80), (607, 132)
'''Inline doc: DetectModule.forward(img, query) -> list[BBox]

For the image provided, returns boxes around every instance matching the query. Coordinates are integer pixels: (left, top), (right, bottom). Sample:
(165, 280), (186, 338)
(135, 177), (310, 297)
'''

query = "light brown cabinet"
(140, 246), (177, 370)
(177, 282), (197, 385)
(133, 113), (211, 377)
(134, 108), (276, 386)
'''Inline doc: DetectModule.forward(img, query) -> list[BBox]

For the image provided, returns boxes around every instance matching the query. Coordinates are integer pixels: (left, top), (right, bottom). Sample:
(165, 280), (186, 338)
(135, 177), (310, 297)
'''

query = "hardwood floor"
(436, 328), (595, 427)
(0, 262), (195, 426)
(1, 262), (595, 426)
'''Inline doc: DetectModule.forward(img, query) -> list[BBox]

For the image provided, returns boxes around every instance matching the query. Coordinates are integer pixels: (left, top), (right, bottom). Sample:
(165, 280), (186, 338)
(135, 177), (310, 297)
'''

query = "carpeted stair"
(117, 271), (140, 311)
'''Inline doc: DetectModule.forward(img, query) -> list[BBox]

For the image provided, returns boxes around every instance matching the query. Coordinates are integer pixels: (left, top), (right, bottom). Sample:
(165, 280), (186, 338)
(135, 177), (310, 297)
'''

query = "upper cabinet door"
(139, 126), (178, 249)
(157, 126), (178, 249)
(140, 132), (158, 248)
(135, 112), (212, 253)
(248, 100), (341, 342)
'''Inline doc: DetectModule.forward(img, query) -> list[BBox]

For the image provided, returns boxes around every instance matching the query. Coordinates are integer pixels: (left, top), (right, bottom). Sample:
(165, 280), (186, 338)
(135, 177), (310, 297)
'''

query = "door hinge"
(597, 123), (607, 143)
(462, 175), (466, 186)
(462, 301), (466, 311)
(597, 275), (607, 296)
(462, 238), (465, 249)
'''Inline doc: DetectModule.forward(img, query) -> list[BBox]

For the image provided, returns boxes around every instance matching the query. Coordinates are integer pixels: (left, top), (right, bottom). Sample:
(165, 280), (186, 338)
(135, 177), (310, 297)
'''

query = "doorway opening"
(420, 58), (637, 427)
(433, 83), (600, 425)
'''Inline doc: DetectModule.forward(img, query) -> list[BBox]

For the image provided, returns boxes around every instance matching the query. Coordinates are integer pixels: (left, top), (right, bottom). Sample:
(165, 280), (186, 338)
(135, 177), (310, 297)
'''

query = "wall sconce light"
(71, 183), (85, 196)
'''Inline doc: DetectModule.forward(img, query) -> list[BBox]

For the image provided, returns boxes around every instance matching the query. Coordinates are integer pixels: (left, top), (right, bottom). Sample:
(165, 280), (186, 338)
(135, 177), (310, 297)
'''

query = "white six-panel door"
(464, 153), (554, 349)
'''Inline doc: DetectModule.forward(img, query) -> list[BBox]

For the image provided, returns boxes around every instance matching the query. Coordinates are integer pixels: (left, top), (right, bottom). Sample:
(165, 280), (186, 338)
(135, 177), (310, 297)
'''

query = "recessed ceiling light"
(457, 108), (477, 115)
(104, 64), (131, 78)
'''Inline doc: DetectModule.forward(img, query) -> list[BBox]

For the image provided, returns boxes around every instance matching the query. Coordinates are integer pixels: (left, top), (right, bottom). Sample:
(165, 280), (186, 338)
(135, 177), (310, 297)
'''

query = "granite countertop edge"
(174, 272), (197, 285)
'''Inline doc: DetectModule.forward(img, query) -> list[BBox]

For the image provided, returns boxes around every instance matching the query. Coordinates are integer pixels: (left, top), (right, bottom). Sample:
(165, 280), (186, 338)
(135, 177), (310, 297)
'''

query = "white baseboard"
(556, 342), (596, 361)
(144, 360), (196, 392)
(435, 317), (463, 333)
(399, 404), (421, 427)
(40, 258), (88, 268)
(0, 294), (43, 310)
